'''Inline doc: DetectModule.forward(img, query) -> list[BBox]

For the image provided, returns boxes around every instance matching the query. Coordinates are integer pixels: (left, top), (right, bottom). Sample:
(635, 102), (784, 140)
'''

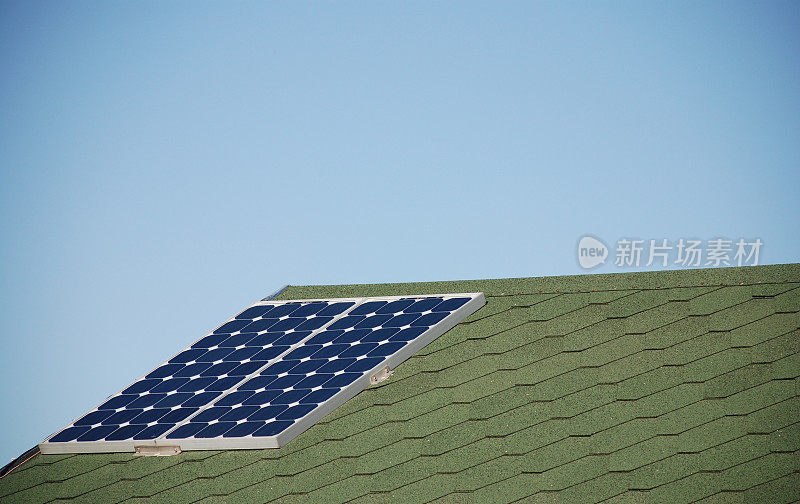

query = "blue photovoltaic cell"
(46, 299), (356, 444)
(166, 296), (473, 441)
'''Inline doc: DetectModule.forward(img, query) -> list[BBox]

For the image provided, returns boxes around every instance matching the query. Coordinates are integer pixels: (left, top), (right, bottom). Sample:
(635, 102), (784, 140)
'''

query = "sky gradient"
(1, 1), (798, 464)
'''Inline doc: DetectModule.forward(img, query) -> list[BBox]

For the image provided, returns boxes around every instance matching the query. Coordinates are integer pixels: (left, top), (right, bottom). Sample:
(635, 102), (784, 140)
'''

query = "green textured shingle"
(1, 263), (798, 503)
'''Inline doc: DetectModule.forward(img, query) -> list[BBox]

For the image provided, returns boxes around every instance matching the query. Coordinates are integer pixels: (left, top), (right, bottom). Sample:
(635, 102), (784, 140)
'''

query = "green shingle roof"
(2, 263), (798, 503)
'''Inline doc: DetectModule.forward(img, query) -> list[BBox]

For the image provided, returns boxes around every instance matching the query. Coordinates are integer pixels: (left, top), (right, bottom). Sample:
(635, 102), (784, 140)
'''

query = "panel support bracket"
(134, 445), (182, 457)
(370, 366), (393, 385)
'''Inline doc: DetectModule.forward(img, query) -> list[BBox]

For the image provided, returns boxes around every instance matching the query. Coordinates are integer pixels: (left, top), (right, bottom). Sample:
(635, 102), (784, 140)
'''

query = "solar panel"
(40, 293), (485, 453)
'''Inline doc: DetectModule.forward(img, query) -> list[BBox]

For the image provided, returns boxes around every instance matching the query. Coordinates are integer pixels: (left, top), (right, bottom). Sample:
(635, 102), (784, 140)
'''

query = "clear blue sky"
(1, 1), (798, 464)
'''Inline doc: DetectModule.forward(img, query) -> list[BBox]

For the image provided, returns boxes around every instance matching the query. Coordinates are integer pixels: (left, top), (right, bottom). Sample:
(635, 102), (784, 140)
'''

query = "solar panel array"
(41, 293), (485, 453)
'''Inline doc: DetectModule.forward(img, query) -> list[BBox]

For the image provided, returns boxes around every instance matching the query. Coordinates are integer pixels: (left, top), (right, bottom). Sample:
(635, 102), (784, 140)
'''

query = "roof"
(1, 263), (798, 503)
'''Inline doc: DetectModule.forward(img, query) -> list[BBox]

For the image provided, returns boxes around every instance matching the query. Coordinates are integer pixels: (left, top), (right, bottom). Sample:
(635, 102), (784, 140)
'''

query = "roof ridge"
(277, 263), (800, 300)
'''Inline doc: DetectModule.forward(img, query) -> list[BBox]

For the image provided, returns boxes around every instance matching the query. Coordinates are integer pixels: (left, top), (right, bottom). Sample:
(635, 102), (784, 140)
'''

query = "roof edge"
(277, 263), (800, 300)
